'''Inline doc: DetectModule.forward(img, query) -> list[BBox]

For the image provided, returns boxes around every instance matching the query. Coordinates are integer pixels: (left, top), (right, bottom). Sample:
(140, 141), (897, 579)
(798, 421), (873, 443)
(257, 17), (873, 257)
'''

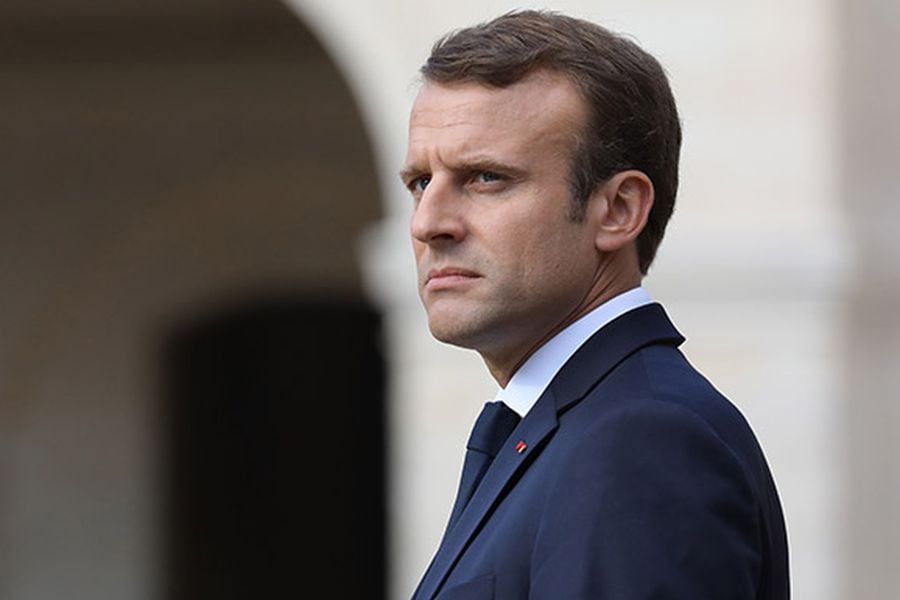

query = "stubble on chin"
(424, 301), (483, 350)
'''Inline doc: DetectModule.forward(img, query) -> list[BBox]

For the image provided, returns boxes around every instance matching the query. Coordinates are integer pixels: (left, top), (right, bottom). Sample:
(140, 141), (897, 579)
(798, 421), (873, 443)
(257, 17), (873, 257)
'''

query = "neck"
(483, 267), (642, 387)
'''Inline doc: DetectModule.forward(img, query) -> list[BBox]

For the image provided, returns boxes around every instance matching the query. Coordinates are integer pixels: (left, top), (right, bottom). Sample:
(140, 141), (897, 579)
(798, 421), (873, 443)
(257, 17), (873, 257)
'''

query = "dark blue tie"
(445, 401), (521, 530)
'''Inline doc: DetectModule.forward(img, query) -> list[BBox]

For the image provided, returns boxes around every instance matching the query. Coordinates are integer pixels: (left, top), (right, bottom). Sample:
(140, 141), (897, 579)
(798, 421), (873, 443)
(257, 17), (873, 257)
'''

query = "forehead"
(405, 71), (586, 163)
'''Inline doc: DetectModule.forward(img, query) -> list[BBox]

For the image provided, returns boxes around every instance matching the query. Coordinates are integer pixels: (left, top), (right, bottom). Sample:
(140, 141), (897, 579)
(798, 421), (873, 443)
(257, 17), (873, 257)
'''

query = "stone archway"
(0, 1), (383, 598)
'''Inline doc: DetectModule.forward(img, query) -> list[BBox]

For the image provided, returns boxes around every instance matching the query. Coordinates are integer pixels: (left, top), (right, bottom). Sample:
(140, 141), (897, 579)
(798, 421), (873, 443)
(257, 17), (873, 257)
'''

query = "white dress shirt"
(495, 286), (653, 417)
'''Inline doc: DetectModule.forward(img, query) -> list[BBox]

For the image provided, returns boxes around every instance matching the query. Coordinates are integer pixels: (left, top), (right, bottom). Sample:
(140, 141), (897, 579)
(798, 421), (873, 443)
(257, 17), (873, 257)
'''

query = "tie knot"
(467, 401), (521, 457)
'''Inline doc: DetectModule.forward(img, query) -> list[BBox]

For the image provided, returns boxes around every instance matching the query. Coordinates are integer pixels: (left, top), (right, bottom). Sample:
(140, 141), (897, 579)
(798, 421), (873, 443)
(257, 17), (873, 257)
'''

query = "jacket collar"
(550, 302), (684, 413)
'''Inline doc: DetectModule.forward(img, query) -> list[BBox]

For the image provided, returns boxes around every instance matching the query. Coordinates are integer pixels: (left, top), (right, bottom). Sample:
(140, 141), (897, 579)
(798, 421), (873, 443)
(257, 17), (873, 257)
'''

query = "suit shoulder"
(576, 343), (775, 495)
(588, 343), (735, 422)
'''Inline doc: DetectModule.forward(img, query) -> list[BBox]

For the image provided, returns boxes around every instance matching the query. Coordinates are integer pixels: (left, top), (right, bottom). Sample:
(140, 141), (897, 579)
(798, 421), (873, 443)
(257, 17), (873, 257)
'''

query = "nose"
(410, 178), (466, 245)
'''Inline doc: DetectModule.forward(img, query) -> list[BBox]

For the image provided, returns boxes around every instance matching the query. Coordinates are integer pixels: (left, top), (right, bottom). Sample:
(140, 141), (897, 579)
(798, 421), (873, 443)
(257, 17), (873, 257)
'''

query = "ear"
(588, 170), (654, 253)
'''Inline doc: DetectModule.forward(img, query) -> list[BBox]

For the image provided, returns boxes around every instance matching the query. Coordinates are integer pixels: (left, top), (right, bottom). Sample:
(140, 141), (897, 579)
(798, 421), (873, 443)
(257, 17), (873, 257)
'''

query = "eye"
(410, 175), (431, 193)
(474, 171), (502, 184)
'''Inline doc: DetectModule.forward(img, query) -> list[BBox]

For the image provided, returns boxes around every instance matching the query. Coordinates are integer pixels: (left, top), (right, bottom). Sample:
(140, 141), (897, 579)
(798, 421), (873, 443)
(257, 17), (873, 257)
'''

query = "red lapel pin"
(515, 440), (527, 454)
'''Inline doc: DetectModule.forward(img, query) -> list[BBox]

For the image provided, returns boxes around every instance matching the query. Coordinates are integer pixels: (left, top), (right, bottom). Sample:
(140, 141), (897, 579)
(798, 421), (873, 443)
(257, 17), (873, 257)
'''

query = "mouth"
(424, 267), (482, 291)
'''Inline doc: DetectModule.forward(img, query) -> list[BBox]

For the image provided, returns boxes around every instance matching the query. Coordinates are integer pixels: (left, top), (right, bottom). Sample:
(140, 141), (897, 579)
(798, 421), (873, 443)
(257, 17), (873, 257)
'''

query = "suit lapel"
(415, 393), (559, 599)
(414, 304), (685, 599)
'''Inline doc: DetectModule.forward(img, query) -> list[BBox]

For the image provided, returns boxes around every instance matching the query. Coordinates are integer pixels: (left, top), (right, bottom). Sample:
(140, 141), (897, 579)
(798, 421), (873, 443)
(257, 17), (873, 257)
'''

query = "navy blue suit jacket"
(413, 303), (789, 599)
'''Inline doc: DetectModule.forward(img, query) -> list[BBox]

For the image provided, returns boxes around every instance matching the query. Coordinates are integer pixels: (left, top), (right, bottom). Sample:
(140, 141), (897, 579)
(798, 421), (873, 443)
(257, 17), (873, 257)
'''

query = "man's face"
(402, 71), (605, 375)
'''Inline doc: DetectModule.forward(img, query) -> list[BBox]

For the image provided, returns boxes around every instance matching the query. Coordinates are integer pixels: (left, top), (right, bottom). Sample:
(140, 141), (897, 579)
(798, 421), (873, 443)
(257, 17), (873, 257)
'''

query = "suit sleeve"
(529, 401), (762, 599)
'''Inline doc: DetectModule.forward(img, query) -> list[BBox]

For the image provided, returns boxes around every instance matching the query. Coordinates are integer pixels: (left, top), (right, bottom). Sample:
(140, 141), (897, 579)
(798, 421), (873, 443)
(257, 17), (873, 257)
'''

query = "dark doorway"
(161, 297), (386, 599)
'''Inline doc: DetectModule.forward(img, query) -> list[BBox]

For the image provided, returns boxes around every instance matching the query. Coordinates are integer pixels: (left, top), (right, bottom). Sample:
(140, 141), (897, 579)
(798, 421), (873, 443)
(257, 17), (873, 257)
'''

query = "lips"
(424, 267), (481, 291)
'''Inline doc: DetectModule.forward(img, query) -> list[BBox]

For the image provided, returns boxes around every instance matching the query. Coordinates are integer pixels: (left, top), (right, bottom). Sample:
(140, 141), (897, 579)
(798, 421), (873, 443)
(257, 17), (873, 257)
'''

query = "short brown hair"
(421, 10), (681, 274)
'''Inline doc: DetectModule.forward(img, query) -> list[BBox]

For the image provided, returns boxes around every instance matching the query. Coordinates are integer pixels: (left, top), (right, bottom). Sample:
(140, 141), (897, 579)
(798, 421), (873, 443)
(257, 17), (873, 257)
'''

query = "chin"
(427, 315), (483, 350)
(428, 324), (471, 349)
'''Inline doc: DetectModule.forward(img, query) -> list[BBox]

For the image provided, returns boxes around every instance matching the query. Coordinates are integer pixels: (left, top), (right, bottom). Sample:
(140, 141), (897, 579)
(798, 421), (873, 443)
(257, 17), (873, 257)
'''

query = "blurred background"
(0, 0), (897, 598)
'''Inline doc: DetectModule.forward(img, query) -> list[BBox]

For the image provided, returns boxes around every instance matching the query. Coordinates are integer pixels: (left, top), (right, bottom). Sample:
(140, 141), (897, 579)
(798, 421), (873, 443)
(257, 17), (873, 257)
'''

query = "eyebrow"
(399, 157), (526, 185)
(398, 165), (424, 185)
(457, 157), (525, 177)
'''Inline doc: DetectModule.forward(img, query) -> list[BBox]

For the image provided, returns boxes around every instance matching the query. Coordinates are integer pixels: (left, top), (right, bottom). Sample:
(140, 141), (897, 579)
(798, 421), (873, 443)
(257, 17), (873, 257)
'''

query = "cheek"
(493, 232), (560, 293)
(525, 223), (594, 280)
(412, 240), (426, 263)
(480, 196), (583, 278)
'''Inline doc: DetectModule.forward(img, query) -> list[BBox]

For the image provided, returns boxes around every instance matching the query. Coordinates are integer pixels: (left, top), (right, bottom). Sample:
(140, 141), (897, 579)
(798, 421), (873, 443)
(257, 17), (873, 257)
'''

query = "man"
(401, 10), (789, 599)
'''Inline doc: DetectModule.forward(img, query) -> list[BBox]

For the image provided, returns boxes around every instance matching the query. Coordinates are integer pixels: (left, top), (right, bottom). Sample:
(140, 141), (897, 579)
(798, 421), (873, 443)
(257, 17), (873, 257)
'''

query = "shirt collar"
(495, 286), (653, 417)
